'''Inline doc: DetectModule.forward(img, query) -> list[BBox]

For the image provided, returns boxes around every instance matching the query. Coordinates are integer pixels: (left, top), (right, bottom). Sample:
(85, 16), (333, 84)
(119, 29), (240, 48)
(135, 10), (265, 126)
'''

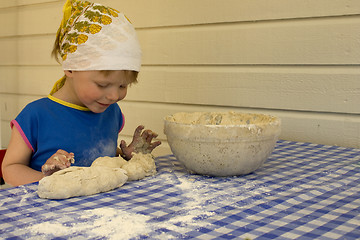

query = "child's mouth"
(97, 102), (110, 107)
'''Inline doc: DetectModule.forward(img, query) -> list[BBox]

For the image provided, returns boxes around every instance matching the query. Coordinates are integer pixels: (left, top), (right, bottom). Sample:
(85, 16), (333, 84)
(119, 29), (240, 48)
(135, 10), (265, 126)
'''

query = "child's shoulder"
(15, 97), (54, 122)
(20, 97), (57, 114)
(25, 96), (53, 108)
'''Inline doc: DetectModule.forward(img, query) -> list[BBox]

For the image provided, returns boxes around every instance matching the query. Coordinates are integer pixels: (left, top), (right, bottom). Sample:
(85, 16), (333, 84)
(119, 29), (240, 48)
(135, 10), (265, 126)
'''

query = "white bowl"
(164, 111), (281, 176)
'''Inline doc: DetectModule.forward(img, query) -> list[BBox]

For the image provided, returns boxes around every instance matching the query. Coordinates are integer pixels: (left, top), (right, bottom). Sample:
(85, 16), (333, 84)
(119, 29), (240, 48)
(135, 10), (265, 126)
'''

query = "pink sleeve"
(119, 112), (125, 133)
(10, 120), (34, 152)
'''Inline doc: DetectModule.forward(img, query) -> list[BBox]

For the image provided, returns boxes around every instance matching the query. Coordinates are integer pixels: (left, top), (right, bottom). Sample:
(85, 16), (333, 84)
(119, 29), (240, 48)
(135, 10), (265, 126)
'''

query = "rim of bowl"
(163, 112), (281, 128)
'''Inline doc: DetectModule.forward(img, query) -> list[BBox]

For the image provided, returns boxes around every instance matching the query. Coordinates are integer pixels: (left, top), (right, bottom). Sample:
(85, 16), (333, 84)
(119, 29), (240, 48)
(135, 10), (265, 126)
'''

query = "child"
(2, 0), (161, 186)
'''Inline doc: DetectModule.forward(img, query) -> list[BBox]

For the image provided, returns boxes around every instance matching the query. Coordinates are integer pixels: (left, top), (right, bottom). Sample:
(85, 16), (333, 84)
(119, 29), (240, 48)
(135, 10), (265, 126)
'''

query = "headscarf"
(51, 0), (141, 94)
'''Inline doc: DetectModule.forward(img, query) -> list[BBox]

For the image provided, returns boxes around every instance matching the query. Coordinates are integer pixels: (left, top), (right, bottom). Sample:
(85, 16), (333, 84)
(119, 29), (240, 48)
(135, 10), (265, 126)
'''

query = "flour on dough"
(37, 166), (128, 199)
(91, 156), (127, 168)
(121, 153), (157, 181)
(38, 153), (157, 199)
(91, 153), (157, 181)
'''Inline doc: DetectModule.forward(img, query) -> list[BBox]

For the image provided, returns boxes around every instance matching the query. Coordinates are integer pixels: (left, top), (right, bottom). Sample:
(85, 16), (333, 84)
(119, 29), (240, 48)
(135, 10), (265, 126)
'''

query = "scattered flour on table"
(2, 185), (36, 207)
(26, 204), (212, 240)
(27, 208), (152, 240)
(84, 208), (151, 239)
(155, 172), (271, 235)
(27, 172), (273, 239)
(172, 171), (272, 206)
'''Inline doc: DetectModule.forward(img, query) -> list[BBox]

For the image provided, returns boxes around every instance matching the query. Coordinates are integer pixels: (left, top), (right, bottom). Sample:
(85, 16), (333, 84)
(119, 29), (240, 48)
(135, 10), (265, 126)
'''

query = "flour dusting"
(28, 208), (152, 239)
(27, 170), (272, 239)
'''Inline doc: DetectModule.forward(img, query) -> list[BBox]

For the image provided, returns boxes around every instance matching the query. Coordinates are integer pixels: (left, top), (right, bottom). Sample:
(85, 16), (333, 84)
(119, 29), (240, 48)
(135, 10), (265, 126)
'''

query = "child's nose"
(106, 88), (126, 102)
(106, 89), (120, 102)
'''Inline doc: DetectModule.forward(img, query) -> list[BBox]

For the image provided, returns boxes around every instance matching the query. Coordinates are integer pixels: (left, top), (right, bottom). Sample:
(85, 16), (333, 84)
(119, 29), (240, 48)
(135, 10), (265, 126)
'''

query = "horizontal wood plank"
(2, 66), (359, 114)
(0, 0), (18, 8)
(17, 2), (63, 36)
(138, 16), (360, 65)
(17, 35), (55, 66)
(0, 67), (18, 93)
(110, 0), (360, 28)
(0, 7), (17, 37)
(127, 66), (360, 114)
(0, 39), (17, 65)
(5, 0), (359, 32)
(0, 66), (63, 94)
(2, 16), (359, 66)
(17, 0), (60, 5)
(118, 101), (360, 149)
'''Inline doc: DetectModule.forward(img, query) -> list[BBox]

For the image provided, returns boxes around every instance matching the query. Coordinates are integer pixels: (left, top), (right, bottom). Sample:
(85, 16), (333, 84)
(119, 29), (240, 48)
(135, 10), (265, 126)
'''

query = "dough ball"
(122, 161), (146, 181)
(37, 166), (128, 199)
(91, 156), (127, 168)
(122, 153), (157, 181)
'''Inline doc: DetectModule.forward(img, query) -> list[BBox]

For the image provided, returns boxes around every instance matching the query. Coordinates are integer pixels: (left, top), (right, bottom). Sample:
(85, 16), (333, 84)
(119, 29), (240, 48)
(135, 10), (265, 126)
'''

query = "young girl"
(2, 0), (161, 186)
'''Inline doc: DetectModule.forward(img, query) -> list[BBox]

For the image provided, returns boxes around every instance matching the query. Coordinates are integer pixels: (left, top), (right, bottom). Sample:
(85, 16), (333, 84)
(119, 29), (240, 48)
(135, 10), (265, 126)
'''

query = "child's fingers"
(41, 163), (57, 176)
(41, 164), (54, 173)
(133, 125), (145, 138)
(149, 132), (159, 141)
(141, 130), (150, 141)
(120, 140), (127, 150)
(119, 140), (132, 160)
(42, 150), (74, 175)
(56, 150), (74, 163)
(141, 129), (158, 143)
(54, 150), (75, 166)
(53, 155), (70, 168)
(150, 141), (162, 150)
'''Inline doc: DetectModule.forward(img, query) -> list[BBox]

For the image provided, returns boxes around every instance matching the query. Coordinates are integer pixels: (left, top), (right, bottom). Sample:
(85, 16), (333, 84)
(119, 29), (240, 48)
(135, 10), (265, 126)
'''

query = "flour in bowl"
(168, 111), (278, 126)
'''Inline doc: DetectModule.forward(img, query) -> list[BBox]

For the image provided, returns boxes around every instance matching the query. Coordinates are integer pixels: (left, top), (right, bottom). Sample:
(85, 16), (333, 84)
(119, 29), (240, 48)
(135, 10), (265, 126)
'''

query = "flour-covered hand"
(41, 150), (75, 176)
(119, 125), (161, 160)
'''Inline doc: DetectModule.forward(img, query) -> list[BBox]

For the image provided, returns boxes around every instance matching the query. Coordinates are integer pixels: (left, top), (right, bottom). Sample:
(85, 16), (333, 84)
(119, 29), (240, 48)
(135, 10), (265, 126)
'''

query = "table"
(1, 140), (360, 240)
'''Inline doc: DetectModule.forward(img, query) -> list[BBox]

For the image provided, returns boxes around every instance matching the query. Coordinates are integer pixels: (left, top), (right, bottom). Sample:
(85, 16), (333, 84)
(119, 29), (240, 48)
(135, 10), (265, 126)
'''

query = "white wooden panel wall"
(1, 0), (360, 151)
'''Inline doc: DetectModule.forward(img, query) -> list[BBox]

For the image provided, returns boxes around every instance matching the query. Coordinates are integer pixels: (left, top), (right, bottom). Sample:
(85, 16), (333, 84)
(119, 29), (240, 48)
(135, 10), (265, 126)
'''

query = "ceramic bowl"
(164, 111), (281, 176)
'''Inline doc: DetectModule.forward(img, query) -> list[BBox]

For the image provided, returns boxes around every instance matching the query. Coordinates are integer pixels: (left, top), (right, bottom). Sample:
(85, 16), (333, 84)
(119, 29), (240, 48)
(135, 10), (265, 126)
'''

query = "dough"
(37, 153), (156, 199)
(92, 153), (157, 181)
(91, 156), (127, 168)
(38, 166), (128, 199)
(121, 153), (157, 181)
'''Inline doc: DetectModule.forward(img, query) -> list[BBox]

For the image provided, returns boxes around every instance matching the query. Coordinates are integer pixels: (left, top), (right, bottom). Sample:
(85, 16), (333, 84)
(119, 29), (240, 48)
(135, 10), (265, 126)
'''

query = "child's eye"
(96, 83), (108, 88)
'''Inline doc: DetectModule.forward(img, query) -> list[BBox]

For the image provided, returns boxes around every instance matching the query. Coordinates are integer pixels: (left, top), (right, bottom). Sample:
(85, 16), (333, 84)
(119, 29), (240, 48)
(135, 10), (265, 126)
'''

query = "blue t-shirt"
(11, 95), (124, 171)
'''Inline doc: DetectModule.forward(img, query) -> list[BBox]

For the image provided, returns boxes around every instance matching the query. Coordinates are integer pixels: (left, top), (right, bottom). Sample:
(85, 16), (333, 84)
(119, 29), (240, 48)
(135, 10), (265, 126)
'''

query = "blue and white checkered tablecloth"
(1, 140), (360, 239)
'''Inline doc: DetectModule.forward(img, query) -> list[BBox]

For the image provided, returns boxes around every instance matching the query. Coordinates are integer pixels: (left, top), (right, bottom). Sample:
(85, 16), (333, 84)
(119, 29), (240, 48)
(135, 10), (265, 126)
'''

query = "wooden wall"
(1, 0), (360, 151)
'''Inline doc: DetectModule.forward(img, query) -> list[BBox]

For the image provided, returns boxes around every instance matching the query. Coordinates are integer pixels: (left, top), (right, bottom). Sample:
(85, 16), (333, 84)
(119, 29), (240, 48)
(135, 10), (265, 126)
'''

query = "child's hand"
(41, 150), (75, 176)
(119, 125), (161, 160)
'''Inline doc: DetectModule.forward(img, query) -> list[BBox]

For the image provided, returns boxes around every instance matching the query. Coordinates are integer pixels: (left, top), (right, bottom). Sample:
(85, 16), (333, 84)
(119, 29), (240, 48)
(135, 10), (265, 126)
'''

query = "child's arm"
(2, 127), (44, 186)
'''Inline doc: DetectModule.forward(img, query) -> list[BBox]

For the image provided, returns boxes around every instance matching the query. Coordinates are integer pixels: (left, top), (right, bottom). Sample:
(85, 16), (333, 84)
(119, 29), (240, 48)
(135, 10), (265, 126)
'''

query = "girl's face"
(65, 70), (133, 113)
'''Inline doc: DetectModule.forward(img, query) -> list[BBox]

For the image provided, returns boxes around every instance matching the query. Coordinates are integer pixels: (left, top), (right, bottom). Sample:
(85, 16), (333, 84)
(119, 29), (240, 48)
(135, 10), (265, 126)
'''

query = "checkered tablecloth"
(1, 140), (360, 239)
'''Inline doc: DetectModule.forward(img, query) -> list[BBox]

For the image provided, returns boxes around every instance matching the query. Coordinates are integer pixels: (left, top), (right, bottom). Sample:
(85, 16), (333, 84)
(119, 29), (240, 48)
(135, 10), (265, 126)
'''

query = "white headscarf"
(59, 0), (141, 71)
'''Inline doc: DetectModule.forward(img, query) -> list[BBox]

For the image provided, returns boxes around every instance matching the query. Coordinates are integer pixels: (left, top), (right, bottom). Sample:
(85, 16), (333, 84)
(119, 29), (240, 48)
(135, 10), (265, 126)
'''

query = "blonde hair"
(50, 71), (139, 96)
